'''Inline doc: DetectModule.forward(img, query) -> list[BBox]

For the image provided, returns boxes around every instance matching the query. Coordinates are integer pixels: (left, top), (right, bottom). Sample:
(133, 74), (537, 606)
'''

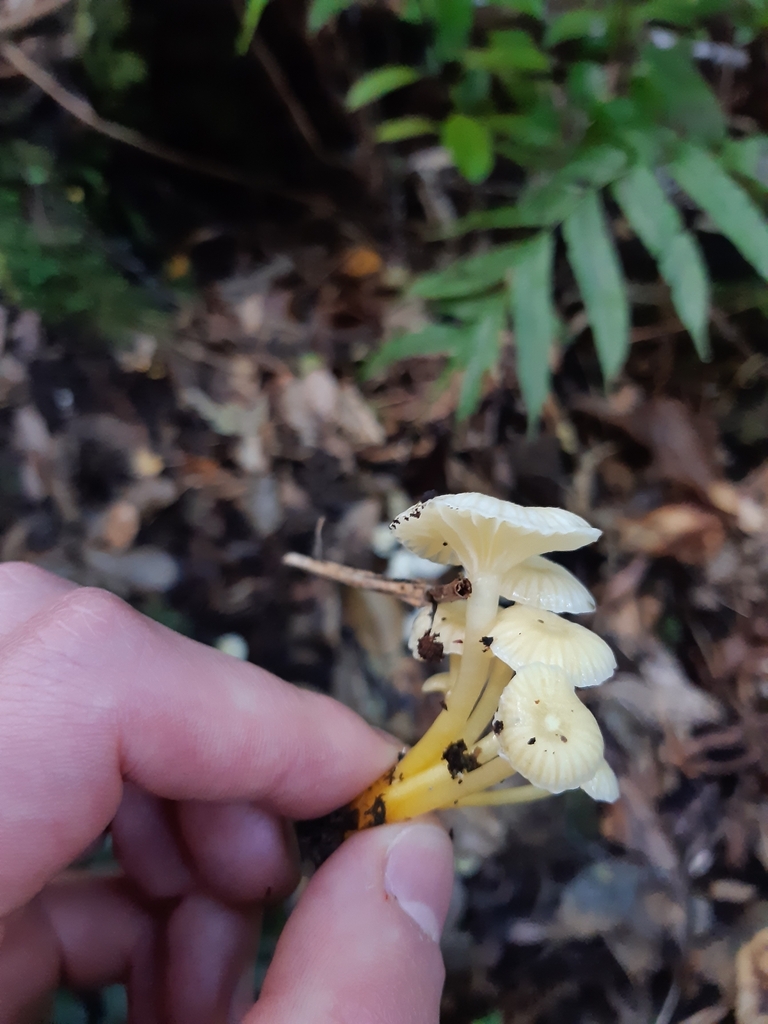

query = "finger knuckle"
(57, 586), (130, 633)
(0, 560), (55, 593)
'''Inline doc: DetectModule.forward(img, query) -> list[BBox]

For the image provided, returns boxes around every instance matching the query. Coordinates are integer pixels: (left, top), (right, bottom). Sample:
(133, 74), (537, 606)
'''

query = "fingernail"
(384, 823), (454, 943)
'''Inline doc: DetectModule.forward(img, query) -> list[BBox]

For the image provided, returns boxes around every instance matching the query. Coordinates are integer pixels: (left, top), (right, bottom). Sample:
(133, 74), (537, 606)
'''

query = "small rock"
(131, 448), (164, 479)
(85, 547), (180, 593)
(244, 475), (283, 537)
(214, 633), (249, 660)
(13, 405), (52, 457)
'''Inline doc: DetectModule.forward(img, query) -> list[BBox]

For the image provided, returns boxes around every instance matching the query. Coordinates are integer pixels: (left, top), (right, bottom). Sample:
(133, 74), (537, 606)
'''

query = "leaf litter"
(3, 242), (768, 1024)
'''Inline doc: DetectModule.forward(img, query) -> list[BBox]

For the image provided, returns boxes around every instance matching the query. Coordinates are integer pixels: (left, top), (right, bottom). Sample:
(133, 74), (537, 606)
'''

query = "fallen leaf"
(617, 504), (725, 564)
(575, 395), (720, 498)
(97, 500), (140, 551)
(340, 246), (383, 278)
(131, 448), (165, 479)
(604, 642), (723, 735)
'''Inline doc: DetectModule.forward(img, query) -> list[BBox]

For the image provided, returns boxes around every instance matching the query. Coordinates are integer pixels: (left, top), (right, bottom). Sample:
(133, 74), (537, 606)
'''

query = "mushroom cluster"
(352, 492), (619, 825)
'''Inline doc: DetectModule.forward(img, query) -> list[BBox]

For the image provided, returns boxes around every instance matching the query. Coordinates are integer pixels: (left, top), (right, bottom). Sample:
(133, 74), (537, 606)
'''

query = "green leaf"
(457, 301), (506, 419)
(451, 68), (492, 112)
(410, 244), (519, 299)
(363, 323), (468, 377)
(346, 65), (421, 110)
(637, 41), (725, 145)
(631, 0), (737, 28)
(545, 10), (608, 48)
(516, 146), (628, 225)
(510, 232), (558, 426)
(562, 191), (630, 382)
(439, 206), (525, 238)
(613, 166), (709, 358)
(484, 105), (560, 150)
(439, 147), (628, 239)
(307, 0), (352, 32)
(375, 117), (437, 142)
(433, 0), (473, 61)
(494, 0), (542, 14)
(441, 114), (494, 183)
(464, 30), (550, 75)
(236, 0), (270, 54)
(471, 1013), (503, 1024)
(722, 135), (768, 189)
(567, 61), (609, 109)
(669, 143), (768, 279)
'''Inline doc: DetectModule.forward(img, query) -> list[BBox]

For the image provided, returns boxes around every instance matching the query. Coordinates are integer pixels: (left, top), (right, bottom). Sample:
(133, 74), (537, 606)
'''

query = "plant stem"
(394, 574), (501, 776)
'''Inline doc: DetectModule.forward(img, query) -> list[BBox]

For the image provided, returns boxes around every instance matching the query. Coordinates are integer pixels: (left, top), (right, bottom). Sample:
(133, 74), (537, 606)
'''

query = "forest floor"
(4, 234), (768, 1024)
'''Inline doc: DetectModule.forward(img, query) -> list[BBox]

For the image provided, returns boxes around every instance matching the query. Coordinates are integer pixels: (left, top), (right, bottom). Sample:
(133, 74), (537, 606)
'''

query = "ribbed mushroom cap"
(490, 605), (616, 688)
(494, 664), (604, 793)
(501, 555), (595, 614)
(581, 760), (620, 803)
(408, 603), (467, 660)
(391, 494), (601, 577)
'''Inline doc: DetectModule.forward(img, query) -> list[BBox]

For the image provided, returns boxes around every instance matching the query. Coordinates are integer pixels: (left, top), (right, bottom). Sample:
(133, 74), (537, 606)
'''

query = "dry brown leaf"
(604, 644), (723, 736)
(617, 504), (726, 564)
(575, 395), (720, 498)
(97, 500), (140, 551)
(710, 879), (757, 904)
(339, 246), (383, 278)
(336, 383), (386, 448)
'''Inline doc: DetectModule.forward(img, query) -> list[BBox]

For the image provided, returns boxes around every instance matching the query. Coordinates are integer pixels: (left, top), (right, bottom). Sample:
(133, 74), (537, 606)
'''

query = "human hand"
(0, 563), (454, 1024)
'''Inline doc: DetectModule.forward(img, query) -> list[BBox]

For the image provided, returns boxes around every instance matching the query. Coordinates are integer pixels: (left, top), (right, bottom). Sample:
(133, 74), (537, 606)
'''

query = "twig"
(0, 0), (71, 34)
(283, 553), (423, 602)
(283, 552), (429, 605)
(653, 981), (680, 1024)
(282, 552), (472, 607)
(0, 40), (333, 212)
(250, 36), (338, 165)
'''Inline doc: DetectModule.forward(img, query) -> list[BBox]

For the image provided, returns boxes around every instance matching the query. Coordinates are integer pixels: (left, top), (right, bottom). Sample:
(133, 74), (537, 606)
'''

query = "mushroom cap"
(581, 760), (620, 803)
(495, 664), (604, 793)
(490, 605), (616, 688)
(407, 603), (467, 660)
(391, 494), (601, 576)
(500, 555), (595, 614)
(422, 672), (452, 694)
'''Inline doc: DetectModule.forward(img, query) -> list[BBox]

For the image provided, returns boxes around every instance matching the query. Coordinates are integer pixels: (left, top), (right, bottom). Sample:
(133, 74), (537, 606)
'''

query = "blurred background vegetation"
(4, 0), (768, 418)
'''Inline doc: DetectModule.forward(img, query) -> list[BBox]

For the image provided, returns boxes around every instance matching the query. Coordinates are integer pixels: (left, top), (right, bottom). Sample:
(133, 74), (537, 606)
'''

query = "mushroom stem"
(395, 573), (501, 776)
(456, 785), (551, 807)
(462, 658), (514, 747)
(380, 755), (516, 821)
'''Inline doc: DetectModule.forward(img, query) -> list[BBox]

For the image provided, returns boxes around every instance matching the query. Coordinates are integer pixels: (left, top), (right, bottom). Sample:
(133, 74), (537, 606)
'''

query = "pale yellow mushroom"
(407, 603), (467, 660)
(421, 672), (452, 694)
(494, 663), (604, 794)
(391, 494), (601, 775)
(501, 555), (595, 614)
(391, 493), (602, 578)
(490, 605), (616, 688)
(580, 759), (620, 803)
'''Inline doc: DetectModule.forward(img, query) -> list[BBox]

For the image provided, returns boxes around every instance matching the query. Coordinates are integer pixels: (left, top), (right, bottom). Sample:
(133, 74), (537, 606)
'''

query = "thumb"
(247, 821), (454, 1024)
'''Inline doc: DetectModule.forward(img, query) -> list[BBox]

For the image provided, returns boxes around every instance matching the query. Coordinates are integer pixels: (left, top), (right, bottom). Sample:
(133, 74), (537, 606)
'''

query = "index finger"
(0, 565), (398, 916)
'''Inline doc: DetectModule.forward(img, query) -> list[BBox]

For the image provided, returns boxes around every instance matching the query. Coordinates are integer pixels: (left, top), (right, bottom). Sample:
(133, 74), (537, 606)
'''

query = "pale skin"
(0, 563), (455, 1024)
